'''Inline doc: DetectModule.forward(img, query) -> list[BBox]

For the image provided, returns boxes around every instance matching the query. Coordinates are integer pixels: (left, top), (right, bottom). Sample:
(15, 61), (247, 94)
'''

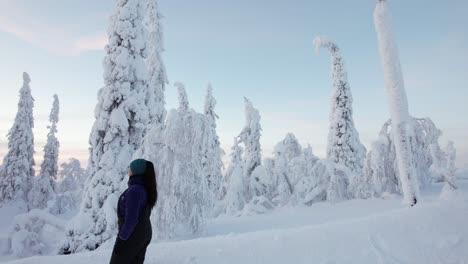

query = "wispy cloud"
(0, 0), (107, 55)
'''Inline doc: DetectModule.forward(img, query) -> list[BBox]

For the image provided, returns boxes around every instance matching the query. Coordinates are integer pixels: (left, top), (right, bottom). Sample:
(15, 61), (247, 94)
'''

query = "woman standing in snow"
(110, 159), (157, 264)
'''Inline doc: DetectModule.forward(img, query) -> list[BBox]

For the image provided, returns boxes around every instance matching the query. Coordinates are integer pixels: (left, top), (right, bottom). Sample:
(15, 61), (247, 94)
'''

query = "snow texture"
(0, 73), (35, 205)
(374, 0), (419, 205)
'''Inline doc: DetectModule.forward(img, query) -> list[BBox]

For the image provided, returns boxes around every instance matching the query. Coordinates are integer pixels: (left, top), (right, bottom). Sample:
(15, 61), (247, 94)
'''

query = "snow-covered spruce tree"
(313, 36), (367, 198)
(142, 0), (167, 126)
(272, 133), (302, 205)
(0, 72), (35, 205)
(28, 94), (60, 209)
(223, 138), (246, 215)
(238, 97), (262, 200)
(313, 36), (366, 174)
(374, 0), (419, 205)
(154, 82), (209, 239)
(443, 141), (457, 190)
(61, 0), (151, 253)
(57, 158), (86, 193)
(202, 84), (224, 201)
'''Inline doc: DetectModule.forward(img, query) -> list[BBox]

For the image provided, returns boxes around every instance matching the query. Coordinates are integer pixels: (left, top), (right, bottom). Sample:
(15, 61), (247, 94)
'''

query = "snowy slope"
(2, 181), (468, 264)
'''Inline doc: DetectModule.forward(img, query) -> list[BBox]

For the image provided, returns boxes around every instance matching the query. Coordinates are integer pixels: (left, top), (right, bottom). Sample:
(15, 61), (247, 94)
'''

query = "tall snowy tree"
(223, 138), (246, 215)
(154, 82), (209, 239)
(374, 0), (419, 206)
(28, 94), (60, 209)
(0, 72), (35, 205)
(142, 0), (167, 125)
(313, 36), (366, 178)
(61, 0), (151, 253)
(443, 141), (457, 191)
(238, 97), (262, 200)
(202, 84), (224, 201)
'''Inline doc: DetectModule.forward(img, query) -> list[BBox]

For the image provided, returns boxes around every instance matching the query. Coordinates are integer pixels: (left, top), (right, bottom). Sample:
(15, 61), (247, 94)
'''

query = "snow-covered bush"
(270, 133), (303, 205)
(0, 73), (35, 204)
(365, 117), (449, 197)
(242, 196), (275, 216)
(293, 160), (350, 205)
(8, 209), (65, 258)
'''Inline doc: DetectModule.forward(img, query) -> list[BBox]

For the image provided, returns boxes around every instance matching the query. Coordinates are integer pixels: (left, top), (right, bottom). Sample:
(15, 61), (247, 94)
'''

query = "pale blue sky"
(0, 0), (467, 167)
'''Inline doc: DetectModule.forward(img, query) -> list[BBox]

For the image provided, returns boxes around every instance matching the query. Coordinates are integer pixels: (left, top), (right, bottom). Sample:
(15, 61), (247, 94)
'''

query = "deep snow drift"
(2, 180), (467, 264)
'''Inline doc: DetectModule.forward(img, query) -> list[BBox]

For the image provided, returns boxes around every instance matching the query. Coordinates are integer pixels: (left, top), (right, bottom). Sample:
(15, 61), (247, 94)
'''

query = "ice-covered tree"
(154, 84), (210, 239)
(374, 0), (419, 206)
(365, 118), (444, 197)
(61, 0), (151, 253)
(28, 95), (60, 209)
(42, 94), (60, 185)
(0, 72), (35, 204)
(313, 36), (366, 178)
(223, 138), (246, 215)
(202, 84), (224, 201)
(238, 97), (262, 200)
(57, 159), (86, 193)
(142, 0), (167, 126)
(272, 133), (302, 205)
(443, 141), (457, 190)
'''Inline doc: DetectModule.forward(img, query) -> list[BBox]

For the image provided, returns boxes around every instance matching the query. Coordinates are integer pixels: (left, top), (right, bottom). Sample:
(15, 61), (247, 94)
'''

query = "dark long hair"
(144, 161), (157, 209)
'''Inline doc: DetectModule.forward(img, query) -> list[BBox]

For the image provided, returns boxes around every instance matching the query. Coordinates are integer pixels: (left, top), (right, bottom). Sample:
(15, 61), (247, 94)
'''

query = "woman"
(110, 159), (157, 264)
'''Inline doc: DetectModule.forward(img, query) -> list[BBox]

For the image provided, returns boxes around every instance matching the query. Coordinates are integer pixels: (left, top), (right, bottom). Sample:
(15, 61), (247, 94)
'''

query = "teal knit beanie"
(129, 159), (147, 175)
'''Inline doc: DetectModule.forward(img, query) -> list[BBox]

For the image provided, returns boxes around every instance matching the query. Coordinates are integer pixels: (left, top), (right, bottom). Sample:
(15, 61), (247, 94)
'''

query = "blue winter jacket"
(118, 175), (148, 240)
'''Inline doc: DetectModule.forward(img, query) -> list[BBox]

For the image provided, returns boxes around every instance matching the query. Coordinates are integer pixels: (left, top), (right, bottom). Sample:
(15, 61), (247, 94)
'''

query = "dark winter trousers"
(109, 235), (151, 264)
(110, 206), (153, 264)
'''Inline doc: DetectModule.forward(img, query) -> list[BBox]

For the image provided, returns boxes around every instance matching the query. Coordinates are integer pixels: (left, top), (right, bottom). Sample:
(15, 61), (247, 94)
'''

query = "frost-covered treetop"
(243, 97), (261, 127)
(49, 94), (59, 128)
(175, 82), (189, 112)
(274, 133), (302, 161)
(23, 72), (31, 84)
(313, 36), (339, 55)
(204, 83), (218, 121)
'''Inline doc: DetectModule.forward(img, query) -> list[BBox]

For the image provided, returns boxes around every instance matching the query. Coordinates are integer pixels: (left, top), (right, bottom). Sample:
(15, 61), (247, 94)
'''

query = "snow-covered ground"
(1, 180), (468, 264)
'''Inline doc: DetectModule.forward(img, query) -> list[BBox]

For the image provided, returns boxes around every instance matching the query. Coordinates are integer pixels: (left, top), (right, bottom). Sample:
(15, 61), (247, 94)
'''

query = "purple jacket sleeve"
(119, 186), (147, 240)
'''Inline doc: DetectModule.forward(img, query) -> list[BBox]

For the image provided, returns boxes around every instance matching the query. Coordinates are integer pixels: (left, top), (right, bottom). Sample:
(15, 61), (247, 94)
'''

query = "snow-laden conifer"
(223, 138), (246, 215)
(28, 94), (60, 209)
(0, 73), (35, 204)
(313, 36), (366, 177)
(61, 0), (151, 253)
(142, 0), (167, 125)
(238, 98), (262, 200)
(202, 84), (224, 201)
